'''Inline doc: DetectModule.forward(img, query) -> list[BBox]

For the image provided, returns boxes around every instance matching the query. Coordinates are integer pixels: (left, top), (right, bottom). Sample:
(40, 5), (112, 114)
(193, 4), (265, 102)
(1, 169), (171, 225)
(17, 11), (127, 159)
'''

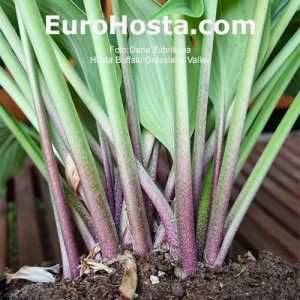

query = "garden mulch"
(1, 250), (299, 300)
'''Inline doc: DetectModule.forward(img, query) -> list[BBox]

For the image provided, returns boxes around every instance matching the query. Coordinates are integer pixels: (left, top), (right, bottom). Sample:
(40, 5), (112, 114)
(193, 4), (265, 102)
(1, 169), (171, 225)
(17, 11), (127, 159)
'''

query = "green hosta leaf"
(0, 0), (18, 25)
(286, 68), (300, 96)
(36, 0), (122, 136)
(271, 11), (300, 96)
(256, 4), (271, 72)
(121, 0), (174, 154)
(35, 0), (107, 109)
(153, 0), (204, 19)
(209, 0), (271, 111)
(120, 0), (199, 155)
(0, 117), (26, 194)
(2, 0), (122, 136)
(71, 0), (85, 11)
(271, 0), (289, 24)
(2, 0), (121, 114)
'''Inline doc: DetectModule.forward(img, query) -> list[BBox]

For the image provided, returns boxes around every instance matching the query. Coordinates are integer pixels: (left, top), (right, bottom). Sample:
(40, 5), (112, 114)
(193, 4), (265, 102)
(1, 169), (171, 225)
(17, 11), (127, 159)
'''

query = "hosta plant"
(0, 0), (299, 278)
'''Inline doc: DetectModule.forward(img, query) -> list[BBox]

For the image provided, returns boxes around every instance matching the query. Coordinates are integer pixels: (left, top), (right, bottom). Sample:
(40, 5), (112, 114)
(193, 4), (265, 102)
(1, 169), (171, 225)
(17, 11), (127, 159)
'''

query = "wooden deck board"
(273, 151), (300, 182)
(14, 163), (43, 266)
(285, 139), (300, 157)
(235, 173), (299, 237)
(233, 132), (300, 262)
(241, 161), (300, 216)
(277, 145), (299, 166)
(250, 149), (300, 198)
(0, 194), (7, 273)
(236, 207), (298, 260)
(247, 204), (300, 260)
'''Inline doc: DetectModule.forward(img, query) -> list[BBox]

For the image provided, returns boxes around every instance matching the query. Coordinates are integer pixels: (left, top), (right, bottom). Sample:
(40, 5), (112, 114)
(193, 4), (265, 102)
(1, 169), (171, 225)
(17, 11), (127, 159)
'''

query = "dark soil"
(1, 251), (299, 300)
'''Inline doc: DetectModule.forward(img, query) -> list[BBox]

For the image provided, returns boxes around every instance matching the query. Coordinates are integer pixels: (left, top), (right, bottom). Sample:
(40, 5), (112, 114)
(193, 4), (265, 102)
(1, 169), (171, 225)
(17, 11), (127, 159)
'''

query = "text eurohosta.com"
(46, 15), (255, 36)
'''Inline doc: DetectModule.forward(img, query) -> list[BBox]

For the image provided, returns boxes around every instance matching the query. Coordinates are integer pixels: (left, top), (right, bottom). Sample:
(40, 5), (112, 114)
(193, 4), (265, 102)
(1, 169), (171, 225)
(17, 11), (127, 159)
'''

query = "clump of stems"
(0, 0), (299, 279)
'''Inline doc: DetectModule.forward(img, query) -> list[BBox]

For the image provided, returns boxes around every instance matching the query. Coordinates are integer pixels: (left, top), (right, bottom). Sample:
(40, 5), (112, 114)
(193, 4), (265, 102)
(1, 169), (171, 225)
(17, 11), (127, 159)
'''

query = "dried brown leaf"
(238, 251), (256, 263)
(79, 244), (115, 277)
(65, 154), (81, 195)
(86, 261), (115, 273)
(4, 265), (60, 284)
(87, 243), (101, 260)
(119, 252), (138, 300)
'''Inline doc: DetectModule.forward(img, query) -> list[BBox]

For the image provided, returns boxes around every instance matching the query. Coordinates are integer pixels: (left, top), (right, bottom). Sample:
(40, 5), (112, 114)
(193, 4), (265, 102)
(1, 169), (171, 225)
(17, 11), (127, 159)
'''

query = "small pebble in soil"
(198, 262), (204, 269)
(150, 275), (160, 285)
(172, 283), (185, 297)
(157, 270), (165, 277)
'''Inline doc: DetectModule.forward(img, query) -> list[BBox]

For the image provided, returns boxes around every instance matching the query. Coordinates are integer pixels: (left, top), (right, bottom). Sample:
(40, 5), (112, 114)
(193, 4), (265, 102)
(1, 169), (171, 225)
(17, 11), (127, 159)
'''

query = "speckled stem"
(205, 0), (269, 265)
(137, 162), (179, 259)
(98, 125), (115, 217)
(192, 0), (218, 218)
(84, 0), (152, 254)
(173, 14), (197, 276)
(17, 7), (79, 277)
(17, 0), (119, 259)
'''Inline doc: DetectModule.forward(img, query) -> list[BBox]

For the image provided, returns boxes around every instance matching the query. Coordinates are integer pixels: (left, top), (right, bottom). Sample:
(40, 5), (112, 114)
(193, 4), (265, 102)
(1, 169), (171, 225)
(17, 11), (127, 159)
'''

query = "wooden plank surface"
(0, 89), (27, 121)
(241, 160), (300, 216)
(285, 138), (300, 157)
(236, 206), (299, 260)
(14, 163), (43, 266)
(235, 173), (299, 237)
(252, 143), (300, 199)
(0, 194), (7, 274)
(233, 132), (300, 262)
(247, 204), (299, 260)
(277, 145), (299, 166)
